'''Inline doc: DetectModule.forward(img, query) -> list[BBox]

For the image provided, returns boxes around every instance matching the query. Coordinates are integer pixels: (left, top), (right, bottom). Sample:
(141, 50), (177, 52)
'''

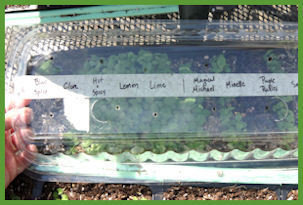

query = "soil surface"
(163, 186), (279, 200)
(6, 173), (152, 200)
(5, 173), (298, 200)
(5, 173), (35, 200)
(287, 190), (298, 200)
(40, 183), (152, 200)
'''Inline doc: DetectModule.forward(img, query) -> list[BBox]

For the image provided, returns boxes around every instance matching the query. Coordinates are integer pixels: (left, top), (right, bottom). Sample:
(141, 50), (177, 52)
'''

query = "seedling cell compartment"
(8, 20), (298, 184)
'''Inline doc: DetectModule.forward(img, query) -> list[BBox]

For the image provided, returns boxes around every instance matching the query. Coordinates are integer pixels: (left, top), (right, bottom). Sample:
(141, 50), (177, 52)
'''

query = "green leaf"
(217, 54), (226, 70)
(10, 194), (21, 200)
(131, 196), (138, 200)
(52, 191), (59, 200)
(179, 66), (192, 73)
(184, 98), (196, 103)
(57, 188), (64, 195)
(61, 194), (69, 200)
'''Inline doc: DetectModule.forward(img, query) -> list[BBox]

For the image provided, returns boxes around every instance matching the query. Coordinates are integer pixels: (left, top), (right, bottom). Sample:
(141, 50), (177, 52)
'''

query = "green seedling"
(130, 196), (148, 200)
(80, 139), (108, 155)
(179, 62), (193, 73)
(99, 50), (172, 74)
(35, 60), (62, 75)
(264, 50), (284, 73)
(9, 193), (21, 200)
(130, 145), (145, 154)
(210, 54), (231, 73)
(52, 188), (69, 200)
(64, 136), (80, 155)
(80, 55), (103, 74)
(272, 98), (296, 131)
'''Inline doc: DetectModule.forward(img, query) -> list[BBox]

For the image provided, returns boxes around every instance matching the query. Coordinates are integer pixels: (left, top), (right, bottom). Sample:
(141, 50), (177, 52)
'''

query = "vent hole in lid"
(153, 112), (158, 118)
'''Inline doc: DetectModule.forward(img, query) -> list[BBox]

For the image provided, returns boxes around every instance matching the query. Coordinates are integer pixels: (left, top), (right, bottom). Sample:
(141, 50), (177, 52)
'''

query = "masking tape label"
(14, 73), (298, 99)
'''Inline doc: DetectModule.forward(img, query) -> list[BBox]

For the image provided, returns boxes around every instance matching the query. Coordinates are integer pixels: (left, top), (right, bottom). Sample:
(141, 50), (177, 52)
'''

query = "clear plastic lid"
(7, 20), (298, 184)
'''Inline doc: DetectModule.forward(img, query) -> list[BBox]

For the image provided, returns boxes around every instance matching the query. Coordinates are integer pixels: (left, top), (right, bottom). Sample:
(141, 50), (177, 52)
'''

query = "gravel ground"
(5, 173), (298, 200)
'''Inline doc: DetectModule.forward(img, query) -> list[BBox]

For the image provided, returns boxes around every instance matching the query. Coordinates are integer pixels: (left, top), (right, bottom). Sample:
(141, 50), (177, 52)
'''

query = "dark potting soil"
(5, 173), (298, 200)
(287, 190), (298, 200)
(163, 186), (279, 200)
(5, 173), (152, 200)
(41, 183), (152, 200)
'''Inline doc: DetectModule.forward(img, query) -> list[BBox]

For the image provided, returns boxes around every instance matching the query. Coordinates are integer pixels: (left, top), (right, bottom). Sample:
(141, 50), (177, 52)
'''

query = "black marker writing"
(120, 82), (139, 89)
(192, 83), (215, 93)
(193, 76), (215, 83)
(291, 81), (298, 88)
(259, 76), (275, 84)
(93, 77), (104, 84)
(149, 81), (166, 90)
(226, 80), (245, 89)
(34, 78), (47, 86)
(63, 82), (79, 89)
(260, 85), (278, 92)
(92, 89), (106, 96)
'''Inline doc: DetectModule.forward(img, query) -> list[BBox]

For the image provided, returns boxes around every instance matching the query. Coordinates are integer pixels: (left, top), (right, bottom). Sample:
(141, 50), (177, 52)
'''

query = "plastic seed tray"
(7, 20), (298, 185)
